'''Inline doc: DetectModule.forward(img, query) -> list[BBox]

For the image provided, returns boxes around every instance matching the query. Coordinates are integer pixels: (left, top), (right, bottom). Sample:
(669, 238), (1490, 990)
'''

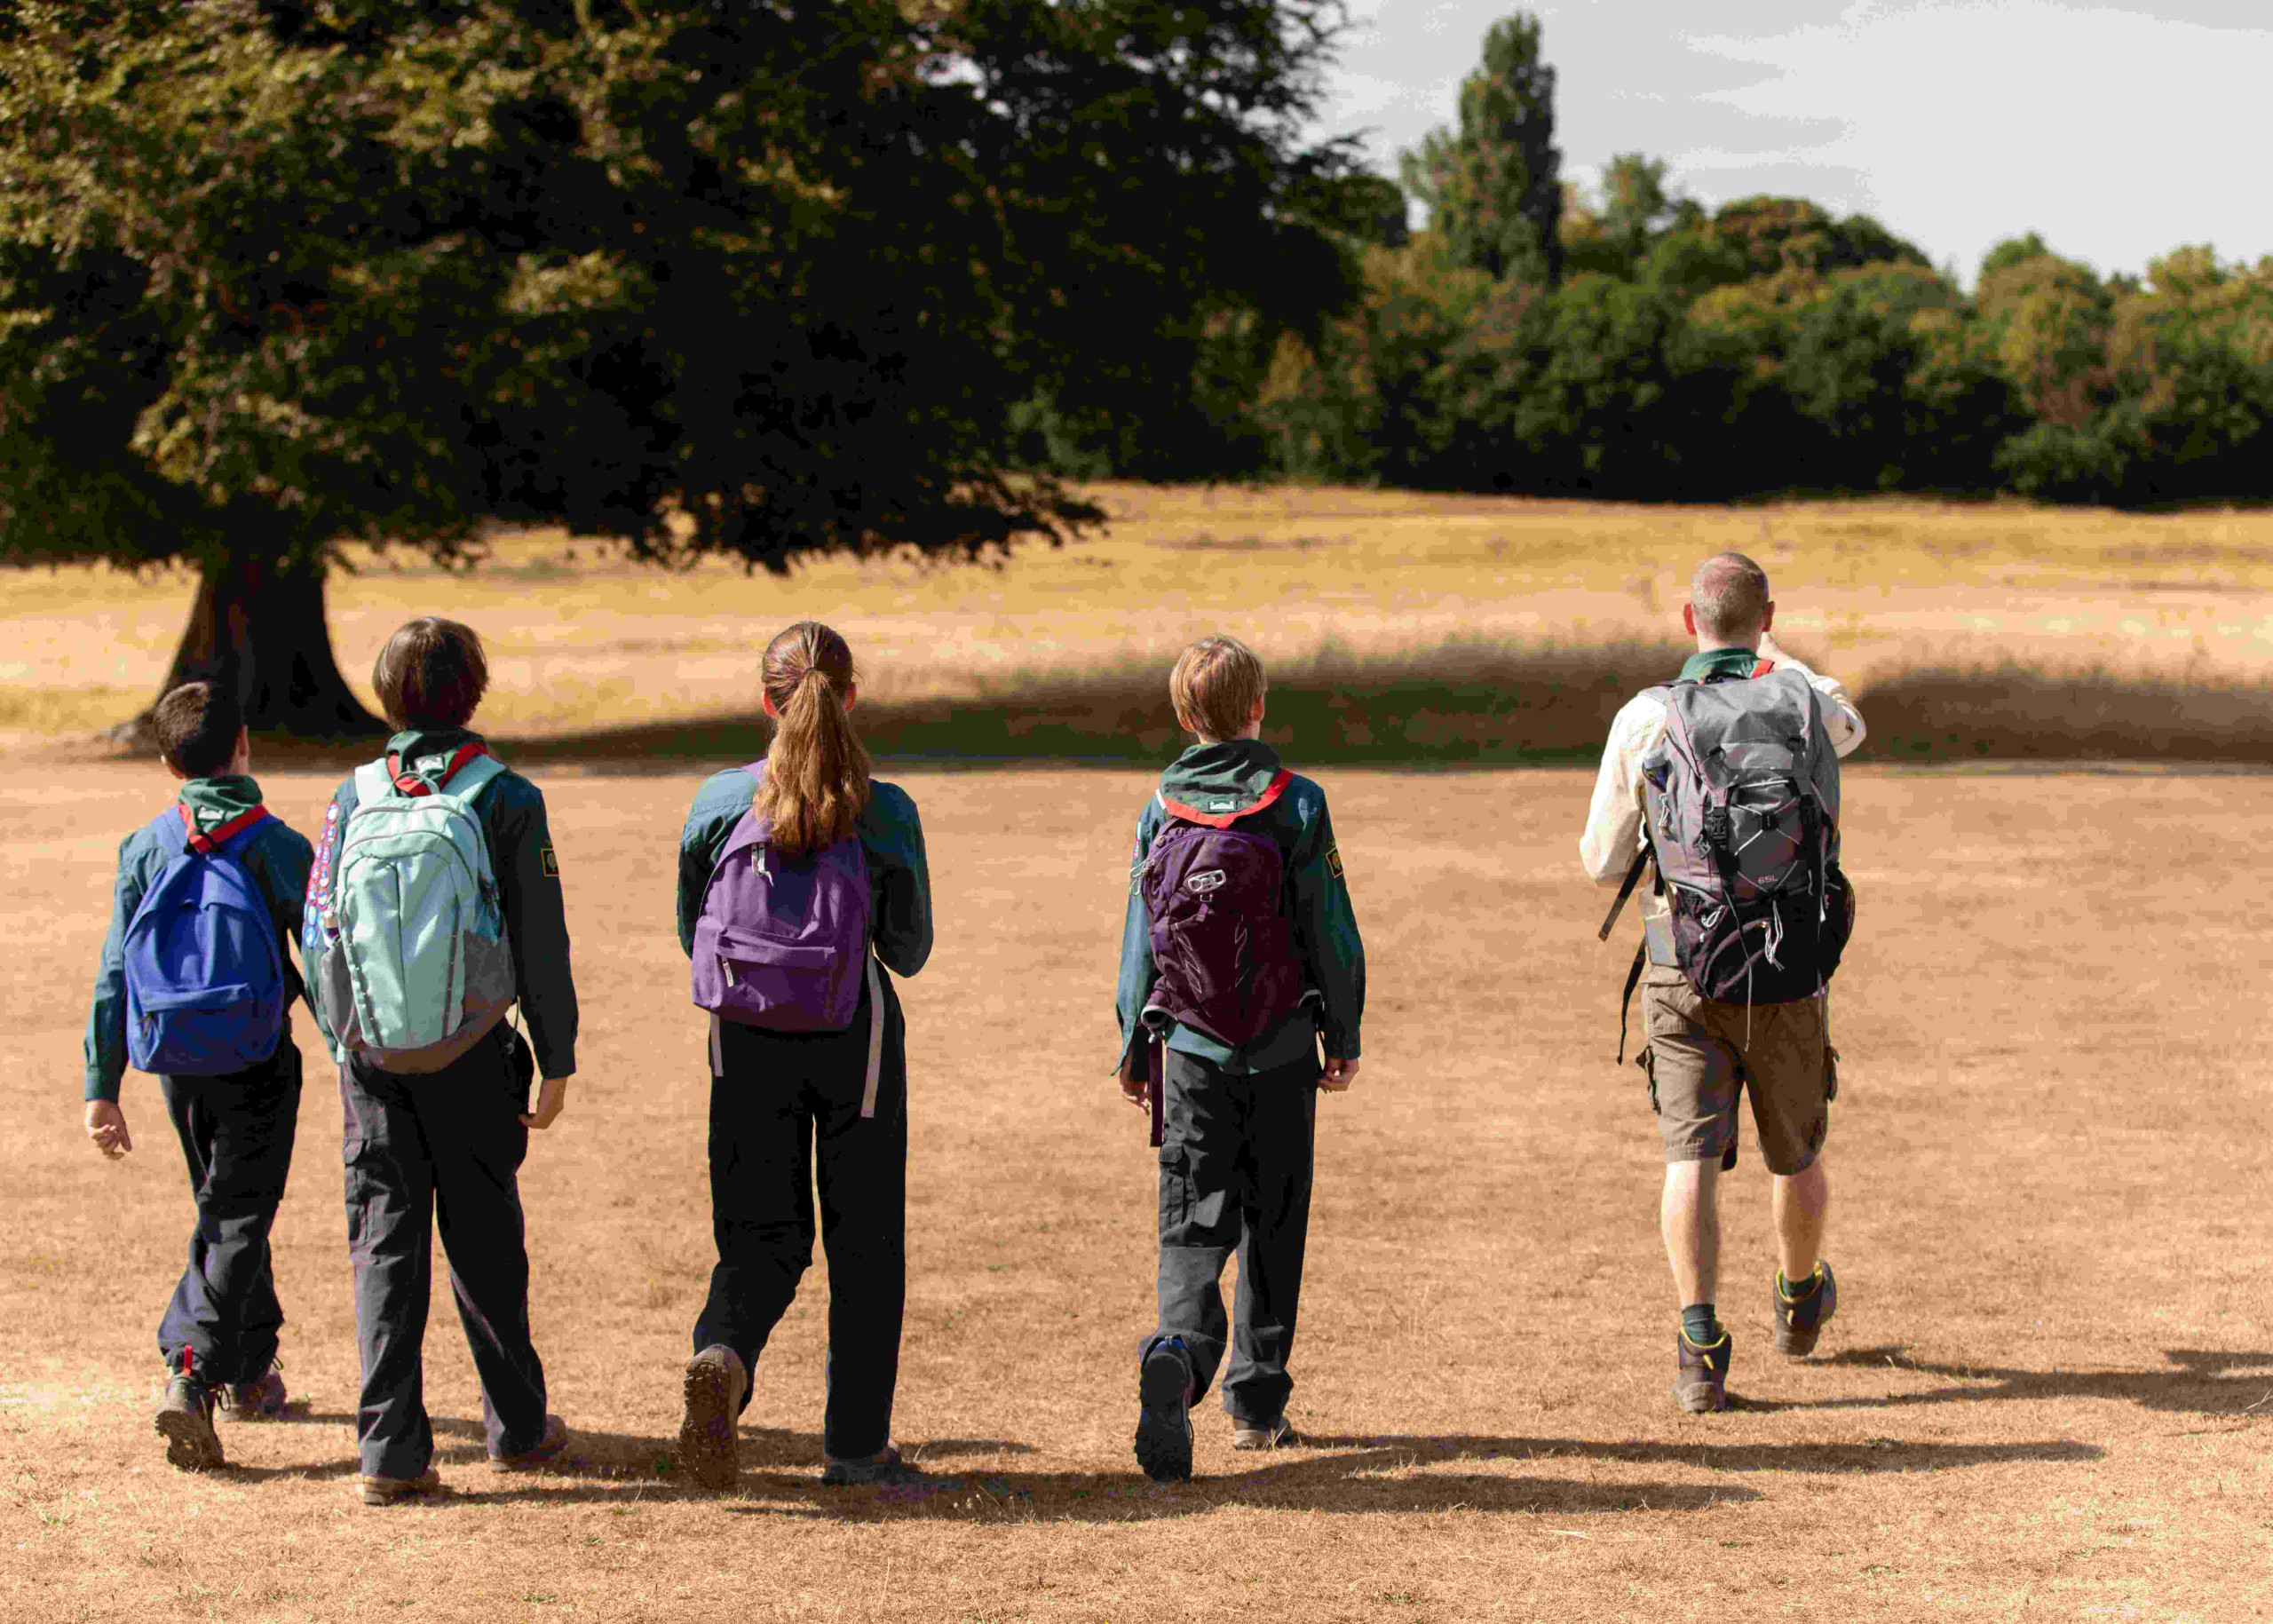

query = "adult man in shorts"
(1579, 553), (1867, 1412)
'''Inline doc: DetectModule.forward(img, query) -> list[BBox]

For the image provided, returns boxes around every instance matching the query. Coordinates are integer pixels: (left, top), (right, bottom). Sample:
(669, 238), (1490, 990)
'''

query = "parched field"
(6, 757), (2272, 1622)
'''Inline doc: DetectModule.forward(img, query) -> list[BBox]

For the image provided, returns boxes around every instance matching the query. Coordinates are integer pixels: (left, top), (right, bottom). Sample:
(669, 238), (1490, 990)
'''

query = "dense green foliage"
(0, 0), (1361, 578)
(1089, 12), (2273, 507)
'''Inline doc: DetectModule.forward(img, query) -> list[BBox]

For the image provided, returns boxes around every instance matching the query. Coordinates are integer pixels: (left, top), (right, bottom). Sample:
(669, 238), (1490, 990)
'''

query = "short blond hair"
(1170, 637), (1267, 741)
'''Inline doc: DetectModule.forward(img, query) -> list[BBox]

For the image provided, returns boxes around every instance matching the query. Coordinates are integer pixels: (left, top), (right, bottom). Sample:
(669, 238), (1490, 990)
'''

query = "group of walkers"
(81, 549), (1857, 1500)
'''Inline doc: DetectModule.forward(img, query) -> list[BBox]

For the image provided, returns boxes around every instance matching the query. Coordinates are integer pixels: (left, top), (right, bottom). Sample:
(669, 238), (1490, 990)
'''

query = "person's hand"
(521, 1074), (569, 1130)
(85, 1100), (131, 1159)
(1117, 1051), (1149, 1110)
(1322, 1057), (1360, 1093)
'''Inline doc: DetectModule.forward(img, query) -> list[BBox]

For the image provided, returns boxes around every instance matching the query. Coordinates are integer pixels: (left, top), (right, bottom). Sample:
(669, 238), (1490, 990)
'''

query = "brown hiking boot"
(678, 1345), (748, 1493)
(226, 1367), (289, 1420)
(154, 1369), (224, 1471)
(359, 1469), (441, 1506)
(492, 1414), (569, 1472)
(1673, 1328), (1733, 1414)
(1230, 1415), (1302, 1450)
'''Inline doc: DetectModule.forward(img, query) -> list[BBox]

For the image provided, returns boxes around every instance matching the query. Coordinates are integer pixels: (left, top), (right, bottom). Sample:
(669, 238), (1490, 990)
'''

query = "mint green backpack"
(309, 746), (517, 1073)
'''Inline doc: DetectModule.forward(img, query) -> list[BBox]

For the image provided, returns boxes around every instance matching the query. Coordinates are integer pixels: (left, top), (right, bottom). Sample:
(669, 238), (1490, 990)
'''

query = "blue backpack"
(122, 805), (288, 1076)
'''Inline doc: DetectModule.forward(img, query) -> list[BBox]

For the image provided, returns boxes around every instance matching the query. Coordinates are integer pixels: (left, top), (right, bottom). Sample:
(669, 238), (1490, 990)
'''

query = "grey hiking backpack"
(1600, 666), (1850, 1056)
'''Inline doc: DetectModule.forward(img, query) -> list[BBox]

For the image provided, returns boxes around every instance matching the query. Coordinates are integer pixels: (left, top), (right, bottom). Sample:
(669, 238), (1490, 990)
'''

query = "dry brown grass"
(6, 759), (2273, 1622)
(7, 484), (2273, 755)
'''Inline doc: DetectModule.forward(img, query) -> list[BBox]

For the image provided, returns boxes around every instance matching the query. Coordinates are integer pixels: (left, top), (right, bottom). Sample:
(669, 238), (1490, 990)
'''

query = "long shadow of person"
(1787, 1345), (2273, 1415)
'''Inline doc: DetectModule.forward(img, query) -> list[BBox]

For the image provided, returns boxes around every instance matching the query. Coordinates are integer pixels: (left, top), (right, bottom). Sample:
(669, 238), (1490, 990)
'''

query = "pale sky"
(1318, 0), (2273, 283)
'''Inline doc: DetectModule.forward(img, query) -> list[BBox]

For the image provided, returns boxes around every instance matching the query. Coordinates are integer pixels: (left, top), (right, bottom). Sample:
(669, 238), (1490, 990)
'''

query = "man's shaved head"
(1691, 552), (1772, 644)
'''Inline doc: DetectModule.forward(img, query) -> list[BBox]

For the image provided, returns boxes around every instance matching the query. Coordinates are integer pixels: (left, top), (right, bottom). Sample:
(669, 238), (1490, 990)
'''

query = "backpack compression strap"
(1157, 769), (1293, 829)
(178, 803), (272, 856)
(388, 741), (492, 796)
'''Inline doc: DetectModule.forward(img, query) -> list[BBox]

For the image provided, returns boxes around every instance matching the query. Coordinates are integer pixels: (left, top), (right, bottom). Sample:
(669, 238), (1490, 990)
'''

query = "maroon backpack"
(1137, 772), (1304, 1050)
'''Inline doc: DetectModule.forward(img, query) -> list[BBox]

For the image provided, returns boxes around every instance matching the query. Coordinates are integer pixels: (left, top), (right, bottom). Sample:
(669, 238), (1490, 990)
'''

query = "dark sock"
(1681, 1303), (1723, 1345)
(1778, 1266), (1822, 1302)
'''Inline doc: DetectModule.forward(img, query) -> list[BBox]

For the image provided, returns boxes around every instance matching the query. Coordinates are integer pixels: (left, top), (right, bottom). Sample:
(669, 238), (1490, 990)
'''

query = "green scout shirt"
(310, 731), (580, 1077)
(1114, 740), (1366, 1076)
(676, 766), (933, 979)
(83, 776), (315, 1103)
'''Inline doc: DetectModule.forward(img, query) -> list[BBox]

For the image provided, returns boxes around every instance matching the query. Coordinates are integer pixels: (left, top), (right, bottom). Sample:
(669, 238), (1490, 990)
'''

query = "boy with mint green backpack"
(306, 617), (578, 1505)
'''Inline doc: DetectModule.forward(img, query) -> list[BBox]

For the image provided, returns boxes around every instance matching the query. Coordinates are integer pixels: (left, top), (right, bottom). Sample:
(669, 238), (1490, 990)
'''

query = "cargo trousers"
(339, 1021), (550, 1480)
(1144, 1047), (1319, 1427)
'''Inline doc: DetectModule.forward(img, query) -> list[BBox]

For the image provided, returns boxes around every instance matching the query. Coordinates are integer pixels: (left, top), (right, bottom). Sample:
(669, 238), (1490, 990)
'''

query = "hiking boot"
(491, 1414), (568, 1472)
(154, 1370), (224, 1471)
(1772, 1261), (1839, 1357)
(226, 1366), (289, 1420)
(1133, 1339), (1195, 1484)
(1230, 1414), (1301, 1451)
(1673, 1328), (1733, 1414)
(819, 1446), (939, 1488)
(359, 1469), (441, 1506)
(678, 1345), (748, 1493)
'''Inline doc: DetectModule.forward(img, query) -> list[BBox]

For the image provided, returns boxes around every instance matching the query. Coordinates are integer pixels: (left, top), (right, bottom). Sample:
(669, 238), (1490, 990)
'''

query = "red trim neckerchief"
(389, 741), (491, 796)
(178, 803), (270, 855)
(1157, 768), (1294, 829)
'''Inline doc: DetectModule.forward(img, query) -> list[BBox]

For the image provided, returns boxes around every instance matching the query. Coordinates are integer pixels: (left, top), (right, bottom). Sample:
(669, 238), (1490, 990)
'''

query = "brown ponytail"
(756, 622), (871, 855)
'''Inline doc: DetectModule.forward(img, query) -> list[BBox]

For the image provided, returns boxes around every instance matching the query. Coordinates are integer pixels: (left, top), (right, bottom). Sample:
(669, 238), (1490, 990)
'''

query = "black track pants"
(156, 1035), (303, 1386)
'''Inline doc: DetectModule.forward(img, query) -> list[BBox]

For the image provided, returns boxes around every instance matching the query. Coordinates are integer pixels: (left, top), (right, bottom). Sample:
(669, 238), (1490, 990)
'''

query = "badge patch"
(541, 844), (559, 877)
(1326, 845), (1344, 880)
(1209, 798), (1236, 812)
(1184, 868), (1227, 895)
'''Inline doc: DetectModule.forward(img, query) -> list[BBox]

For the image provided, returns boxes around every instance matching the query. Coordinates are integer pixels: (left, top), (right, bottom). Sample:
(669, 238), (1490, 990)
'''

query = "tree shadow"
(1792, 1345), (2273, 1415)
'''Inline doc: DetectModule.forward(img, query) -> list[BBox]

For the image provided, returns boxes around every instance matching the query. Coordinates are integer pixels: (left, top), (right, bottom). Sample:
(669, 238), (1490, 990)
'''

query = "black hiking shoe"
(1673, 1328), (1733, 1414)
(679, 1345), (748, 1493)
(225, 1364), (289, 1420)
(154, 1365), (224, 1471)
(1134, 1339), (1195, 1484)
(820, 1446), (944, 1489)
(1772, 1261), (1839, 1357)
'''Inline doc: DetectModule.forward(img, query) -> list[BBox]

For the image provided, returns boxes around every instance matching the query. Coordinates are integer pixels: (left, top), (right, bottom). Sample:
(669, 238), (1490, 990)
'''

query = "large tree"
(0, 0), (1358, 738)
(1398, 12), (1562, 286)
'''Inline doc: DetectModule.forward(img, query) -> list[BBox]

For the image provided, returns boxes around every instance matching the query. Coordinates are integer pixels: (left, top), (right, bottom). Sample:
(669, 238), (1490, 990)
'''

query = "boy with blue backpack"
(673, 622), (933, 1493)
(1114, 637), (1366, 1484)
(304, 617), (578, 1504)
(82, 680), (313, 1471)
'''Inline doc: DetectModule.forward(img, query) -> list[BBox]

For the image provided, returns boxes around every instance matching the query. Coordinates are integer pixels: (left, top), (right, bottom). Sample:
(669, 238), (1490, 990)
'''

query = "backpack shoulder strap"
(440, 751), (507, 804)
(149, 805), (192, 859)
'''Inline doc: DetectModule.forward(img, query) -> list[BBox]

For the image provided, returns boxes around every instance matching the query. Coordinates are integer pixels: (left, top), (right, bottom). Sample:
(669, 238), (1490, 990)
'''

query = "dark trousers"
(693, 978), (907, 1462)
(1147, 1047), (1319, 1425)
(339, 1022), (547, 1479)
(156, 1034), (303, 1387)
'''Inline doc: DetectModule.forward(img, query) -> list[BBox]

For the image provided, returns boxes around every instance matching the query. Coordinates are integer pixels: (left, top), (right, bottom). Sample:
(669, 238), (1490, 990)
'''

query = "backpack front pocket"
(695, 921), (847, 1032)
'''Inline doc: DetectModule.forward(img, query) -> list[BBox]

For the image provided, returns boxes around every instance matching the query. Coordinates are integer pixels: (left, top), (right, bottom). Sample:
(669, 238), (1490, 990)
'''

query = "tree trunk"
(112, 554), (385, 744)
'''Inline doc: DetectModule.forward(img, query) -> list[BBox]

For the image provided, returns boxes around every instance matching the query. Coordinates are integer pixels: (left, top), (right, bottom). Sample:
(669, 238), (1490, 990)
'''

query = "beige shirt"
(1579, 632), (1868, 925)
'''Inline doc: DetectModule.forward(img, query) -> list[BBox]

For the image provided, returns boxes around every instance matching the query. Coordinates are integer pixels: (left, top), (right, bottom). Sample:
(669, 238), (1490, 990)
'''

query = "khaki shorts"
(1635, 964), (1836, 1176)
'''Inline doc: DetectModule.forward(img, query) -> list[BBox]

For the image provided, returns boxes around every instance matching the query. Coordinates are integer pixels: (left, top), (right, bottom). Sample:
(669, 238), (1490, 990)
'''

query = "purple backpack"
(691, 763), (872, 1034)
(1138, 789), (1303, 1050)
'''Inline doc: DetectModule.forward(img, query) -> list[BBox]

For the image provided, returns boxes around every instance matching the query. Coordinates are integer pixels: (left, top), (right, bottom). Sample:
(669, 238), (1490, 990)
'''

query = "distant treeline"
(1022, 15), (2273, 509)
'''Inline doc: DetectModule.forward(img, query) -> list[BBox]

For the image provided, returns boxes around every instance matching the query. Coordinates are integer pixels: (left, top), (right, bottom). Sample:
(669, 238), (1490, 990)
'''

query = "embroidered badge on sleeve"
(1326, 845), (1344, 881)
(541, 844), (559, 877)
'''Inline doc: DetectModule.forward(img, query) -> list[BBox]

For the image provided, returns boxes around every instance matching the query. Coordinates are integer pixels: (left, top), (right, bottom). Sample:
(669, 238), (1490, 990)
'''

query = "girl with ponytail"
(671, 622), (935, 1492)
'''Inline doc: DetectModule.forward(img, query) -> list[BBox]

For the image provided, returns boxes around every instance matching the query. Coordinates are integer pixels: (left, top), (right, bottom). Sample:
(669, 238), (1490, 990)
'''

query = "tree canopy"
(0, 0), (1361, 733)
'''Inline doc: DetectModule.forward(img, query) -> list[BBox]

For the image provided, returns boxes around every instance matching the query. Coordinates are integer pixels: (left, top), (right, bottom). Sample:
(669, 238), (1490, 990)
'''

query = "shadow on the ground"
(429, 1424), (2110, 1519)
(1794, 1345), (2273, 1415)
